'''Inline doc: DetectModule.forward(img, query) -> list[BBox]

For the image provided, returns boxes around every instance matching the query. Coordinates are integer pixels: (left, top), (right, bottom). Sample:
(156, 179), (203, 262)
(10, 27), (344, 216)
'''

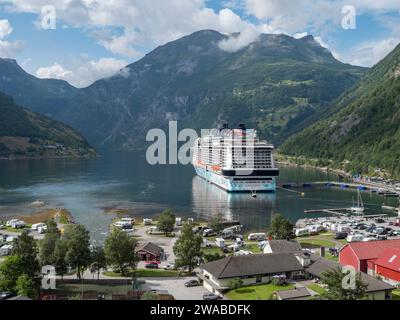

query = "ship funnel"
(219, 123), (229, 132)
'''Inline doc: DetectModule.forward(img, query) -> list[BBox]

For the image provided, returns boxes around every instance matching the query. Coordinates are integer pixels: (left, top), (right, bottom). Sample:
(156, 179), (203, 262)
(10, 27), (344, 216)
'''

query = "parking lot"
(141, 277), (210, 300)
(297, 215), (400, 243)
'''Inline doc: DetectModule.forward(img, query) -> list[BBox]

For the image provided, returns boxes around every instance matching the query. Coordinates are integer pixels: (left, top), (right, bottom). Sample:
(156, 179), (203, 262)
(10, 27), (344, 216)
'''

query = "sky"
(0, 0), (399, 88)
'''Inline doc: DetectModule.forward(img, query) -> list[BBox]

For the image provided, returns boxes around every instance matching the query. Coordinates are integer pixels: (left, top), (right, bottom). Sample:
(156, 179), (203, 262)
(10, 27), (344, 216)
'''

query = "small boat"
(30, 200), (45, 207)
(350, 190), (364, 213)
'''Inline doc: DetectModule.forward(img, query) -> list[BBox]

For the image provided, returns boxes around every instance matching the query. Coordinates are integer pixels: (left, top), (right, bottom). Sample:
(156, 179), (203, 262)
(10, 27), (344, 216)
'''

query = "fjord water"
(0, 152), (397, 241)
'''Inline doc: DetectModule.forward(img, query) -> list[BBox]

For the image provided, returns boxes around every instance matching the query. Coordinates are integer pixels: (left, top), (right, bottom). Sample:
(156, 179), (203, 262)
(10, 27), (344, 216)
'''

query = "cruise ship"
(192, 124), (279, 192)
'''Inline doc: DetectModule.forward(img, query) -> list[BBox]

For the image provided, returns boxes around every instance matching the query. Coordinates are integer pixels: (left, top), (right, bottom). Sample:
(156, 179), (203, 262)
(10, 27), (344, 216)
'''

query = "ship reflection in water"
(191, 176), (277, 231)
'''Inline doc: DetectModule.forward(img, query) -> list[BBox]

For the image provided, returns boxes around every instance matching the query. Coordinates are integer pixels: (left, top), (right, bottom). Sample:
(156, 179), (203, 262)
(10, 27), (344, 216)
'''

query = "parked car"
(145, 263), (159, 269)
(375, 218), (385, 224)
(377, 235), (388, 241)
(334, 232), (348, 240)
(184, 280), (200, 287)
(163, 264), (176, 270)
(203, 293), (222, 300)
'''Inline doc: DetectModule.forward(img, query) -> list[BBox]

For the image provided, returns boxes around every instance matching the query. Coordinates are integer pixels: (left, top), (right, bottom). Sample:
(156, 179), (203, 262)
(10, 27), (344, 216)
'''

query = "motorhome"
(143, 219), (153, 226)
(247, 233), (266, 241)
(215, 238), (226, 248)
(337, 225), (351, 233)
(114, 221), (132, 229)
(347, 234), (364, 242)
(31, 223), (46, 231)
(120, 218), (135, 225)
(0, 244), (13, 256)
(295, 228), (310, 237)
(220, 228), (235, 239)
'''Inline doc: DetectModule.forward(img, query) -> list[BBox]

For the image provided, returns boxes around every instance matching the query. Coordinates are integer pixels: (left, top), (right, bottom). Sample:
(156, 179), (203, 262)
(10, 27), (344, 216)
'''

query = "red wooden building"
(373, 248), (400, 286)
(339, 239), (400, 285)
(136, 242), (164, 262)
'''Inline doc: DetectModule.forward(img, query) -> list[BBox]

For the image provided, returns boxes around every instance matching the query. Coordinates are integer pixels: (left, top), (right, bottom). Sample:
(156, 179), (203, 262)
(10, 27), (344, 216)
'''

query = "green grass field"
(226, 283), (295, 300)
(306, 284), (327, 296)
(103, 269), (180, 278)
(392, 290), (400, 300)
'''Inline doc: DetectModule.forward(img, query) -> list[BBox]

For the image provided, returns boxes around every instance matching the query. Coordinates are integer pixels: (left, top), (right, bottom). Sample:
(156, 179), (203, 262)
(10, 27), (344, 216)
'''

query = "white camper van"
(347, 234), (364, 242)
(247, 233), (266, 241)
(295, 228), (310, 237)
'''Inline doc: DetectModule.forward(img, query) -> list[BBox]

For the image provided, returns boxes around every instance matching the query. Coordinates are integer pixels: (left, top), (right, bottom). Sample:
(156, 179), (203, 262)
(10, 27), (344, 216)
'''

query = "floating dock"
(278, 181), (400, 198)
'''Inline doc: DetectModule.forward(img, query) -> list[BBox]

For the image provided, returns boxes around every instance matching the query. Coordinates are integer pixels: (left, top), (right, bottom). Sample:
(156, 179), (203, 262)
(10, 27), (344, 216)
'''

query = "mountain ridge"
(0, 30), (367, 150)
(0, 92), (96, 159)
(280, 43), (400, 176)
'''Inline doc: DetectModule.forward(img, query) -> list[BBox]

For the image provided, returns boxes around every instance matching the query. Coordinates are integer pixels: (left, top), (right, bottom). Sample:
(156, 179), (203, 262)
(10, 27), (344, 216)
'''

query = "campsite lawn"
(306, 284), (327, 296)
(103, 269), (180, 278)
(226, 283), (295, 300)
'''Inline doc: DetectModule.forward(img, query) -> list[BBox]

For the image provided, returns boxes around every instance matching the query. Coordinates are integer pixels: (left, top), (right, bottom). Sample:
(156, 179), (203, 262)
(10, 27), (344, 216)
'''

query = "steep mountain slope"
(280, 43), (400, 175)
(0, 58), (78, 116)
(0, 92), (96, 159)
(0, 30), (365, 150)
(59, 30), (364, 149)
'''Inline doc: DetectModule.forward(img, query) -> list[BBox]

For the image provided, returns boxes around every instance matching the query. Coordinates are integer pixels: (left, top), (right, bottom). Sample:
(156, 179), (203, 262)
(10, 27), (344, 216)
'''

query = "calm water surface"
(0, 152), (398, 241)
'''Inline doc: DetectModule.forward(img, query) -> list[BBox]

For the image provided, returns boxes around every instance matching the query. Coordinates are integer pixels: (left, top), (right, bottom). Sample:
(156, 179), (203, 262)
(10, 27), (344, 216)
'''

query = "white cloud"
(35, 56), (127, 88)
(218, 27), (260, 52)
(0, 19), (13, 39)
(344, 38), (400, 67)
(0, 19), (24, 58)
(2, 0), (400, 68)
(1, 1), (264, 57)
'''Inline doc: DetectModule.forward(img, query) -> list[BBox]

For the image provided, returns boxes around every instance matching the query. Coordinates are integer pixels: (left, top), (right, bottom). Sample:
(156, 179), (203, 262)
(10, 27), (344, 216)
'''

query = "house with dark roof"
(275, 287), (312, 300)
(263, 240), (302, 255)
(198, 253), (305, 294)
(136, 242), (164, 261)
(306, 254), (394, 300)
(199, 251), (394, 300)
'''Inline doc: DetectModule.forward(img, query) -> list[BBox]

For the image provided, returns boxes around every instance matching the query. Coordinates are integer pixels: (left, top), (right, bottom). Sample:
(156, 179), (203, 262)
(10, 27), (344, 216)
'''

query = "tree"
(104, 228), (137, 276)
(173, 223), (202, 274)
(12, 231), (40, 277)
(46, 218), (60, 235)
(16, 274), (36, 299)
(90, 246), (107, 280)
(141, 291), (159, 300)
(53, 239), (68, 279)
(38, 232), (59, 266)
(63, 224), (91, 280)
(268, 214), (295, 240)
(157, 209), (176, 235)
(208, 213), (225, 233)
(229, 278), (243, 293)
(321, 267), (368, 300)
(0, 255), (25, 293)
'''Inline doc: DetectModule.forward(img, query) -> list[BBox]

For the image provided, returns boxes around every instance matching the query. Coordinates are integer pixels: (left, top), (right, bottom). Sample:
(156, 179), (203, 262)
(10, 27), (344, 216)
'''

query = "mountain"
(0, 92), (96, 159)
(280, 43), (400, 176)
(0, 30), (366, 149)
(0, 58), (78, 116)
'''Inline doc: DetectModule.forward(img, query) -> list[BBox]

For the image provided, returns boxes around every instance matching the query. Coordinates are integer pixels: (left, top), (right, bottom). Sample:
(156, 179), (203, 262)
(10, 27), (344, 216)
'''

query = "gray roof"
(201, 253), (303, 279)
(306, 255), (394, 293)
(136, 242), (163, 255)
(276, 287), (311, 300)
(267, 240), (302, 254)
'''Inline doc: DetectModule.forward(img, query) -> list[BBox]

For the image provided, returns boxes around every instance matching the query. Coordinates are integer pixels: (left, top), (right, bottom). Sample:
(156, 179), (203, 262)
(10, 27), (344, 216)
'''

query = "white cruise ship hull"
(194, 165), (276, 192)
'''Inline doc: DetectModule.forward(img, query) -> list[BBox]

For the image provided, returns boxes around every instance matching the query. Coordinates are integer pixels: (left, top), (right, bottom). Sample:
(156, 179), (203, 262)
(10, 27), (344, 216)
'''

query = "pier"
(278, 180), (400, 198)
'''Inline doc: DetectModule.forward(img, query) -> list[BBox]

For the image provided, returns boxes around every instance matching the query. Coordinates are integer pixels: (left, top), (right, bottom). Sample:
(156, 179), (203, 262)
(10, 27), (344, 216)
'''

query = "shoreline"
(276, 156), (351, 179)
(0, 208), (74, 225)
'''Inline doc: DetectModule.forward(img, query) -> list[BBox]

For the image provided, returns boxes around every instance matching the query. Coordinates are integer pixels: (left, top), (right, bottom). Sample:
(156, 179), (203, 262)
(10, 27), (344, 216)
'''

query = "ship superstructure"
(192, 124), (279, 192)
